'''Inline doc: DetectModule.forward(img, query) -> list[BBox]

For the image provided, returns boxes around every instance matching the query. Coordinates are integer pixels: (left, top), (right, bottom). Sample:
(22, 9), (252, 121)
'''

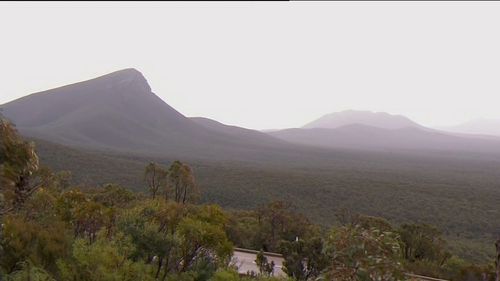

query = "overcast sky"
(1, 2), (500, 130)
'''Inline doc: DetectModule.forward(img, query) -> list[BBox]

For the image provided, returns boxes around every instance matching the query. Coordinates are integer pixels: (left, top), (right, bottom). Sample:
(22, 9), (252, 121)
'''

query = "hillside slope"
(0, 69), (292, 160)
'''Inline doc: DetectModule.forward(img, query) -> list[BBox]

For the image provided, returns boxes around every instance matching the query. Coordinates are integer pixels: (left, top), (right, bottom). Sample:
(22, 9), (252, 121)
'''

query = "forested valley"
(1, 116), (498, 281)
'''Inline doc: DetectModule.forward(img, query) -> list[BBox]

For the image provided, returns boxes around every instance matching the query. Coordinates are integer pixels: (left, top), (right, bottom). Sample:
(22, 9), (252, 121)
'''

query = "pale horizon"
(2, 2), (500, 130)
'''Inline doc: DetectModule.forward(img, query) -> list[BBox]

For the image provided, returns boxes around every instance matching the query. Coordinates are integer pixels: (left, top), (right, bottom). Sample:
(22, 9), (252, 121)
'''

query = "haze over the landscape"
(2, 66), (500, 269)
(4, 68), (500, 158)
(2, 3), (500, 281)
(2, 2), (500, 131)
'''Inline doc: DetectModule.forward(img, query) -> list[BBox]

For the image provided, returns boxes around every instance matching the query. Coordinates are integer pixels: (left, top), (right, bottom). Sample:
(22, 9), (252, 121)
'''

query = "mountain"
(269, 124), (500, 153)
(0, 68), (289, 160)
(438, 118), (500, 137)
(4, 68), (500, 159)
(282, 110), (500, 153)
(303, 110), (422, 129)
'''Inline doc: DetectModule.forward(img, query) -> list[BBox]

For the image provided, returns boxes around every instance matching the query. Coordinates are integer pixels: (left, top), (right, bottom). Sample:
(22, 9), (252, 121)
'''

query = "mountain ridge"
(0, 68), (293, 160)
(269, 123), (500, 153)
(303, 110), (422, 130)
(3, 68), (500, 159)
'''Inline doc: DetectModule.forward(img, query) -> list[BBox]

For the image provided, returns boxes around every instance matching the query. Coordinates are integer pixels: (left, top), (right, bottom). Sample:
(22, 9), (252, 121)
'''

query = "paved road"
(232, 249), (286, 277)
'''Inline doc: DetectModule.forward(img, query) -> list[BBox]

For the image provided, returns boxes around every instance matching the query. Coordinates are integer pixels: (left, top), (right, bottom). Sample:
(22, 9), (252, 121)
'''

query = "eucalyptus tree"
(144, 162), (168, 199)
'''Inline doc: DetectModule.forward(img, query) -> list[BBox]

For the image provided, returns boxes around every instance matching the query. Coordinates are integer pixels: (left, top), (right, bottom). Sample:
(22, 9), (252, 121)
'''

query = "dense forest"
(31, 135), (500, 264)
(1, 117), (498, 281)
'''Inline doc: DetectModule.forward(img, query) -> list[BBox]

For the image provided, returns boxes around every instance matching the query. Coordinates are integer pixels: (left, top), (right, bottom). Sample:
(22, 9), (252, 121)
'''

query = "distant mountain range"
(2, 68), (500, 158)
(303, 110), (422, 130)
(269, 124), (500, 153)
(270, 110), (500, 152)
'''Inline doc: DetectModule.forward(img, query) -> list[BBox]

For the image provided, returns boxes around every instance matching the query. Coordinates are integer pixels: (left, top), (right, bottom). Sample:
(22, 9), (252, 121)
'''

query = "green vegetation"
(31, 136), (500, 264)
(1, 118), (499, 280)
(325, 225), (404, 280)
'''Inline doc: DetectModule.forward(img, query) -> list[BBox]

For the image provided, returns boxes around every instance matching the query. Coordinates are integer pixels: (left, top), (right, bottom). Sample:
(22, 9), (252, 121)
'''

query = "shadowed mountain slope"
(0, 69), (293, 160)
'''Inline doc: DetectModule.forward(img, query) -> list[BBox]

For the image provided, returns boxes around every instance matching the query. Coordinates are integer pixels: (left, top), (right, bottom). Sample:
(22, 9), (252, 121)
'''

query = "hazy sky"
(1, 2), (500, 130)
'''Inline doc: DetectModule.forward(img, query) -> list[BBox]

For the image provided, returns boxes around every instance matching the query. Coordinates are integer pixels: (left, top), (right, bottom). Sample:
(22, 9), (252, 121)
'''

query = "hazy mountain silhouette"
(0, 69), (289, 159)
(3, 69), (500, 158)
(269, 124), (500, 153)
(438, 118), (500, 137)
(303, 110), (422, 129)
